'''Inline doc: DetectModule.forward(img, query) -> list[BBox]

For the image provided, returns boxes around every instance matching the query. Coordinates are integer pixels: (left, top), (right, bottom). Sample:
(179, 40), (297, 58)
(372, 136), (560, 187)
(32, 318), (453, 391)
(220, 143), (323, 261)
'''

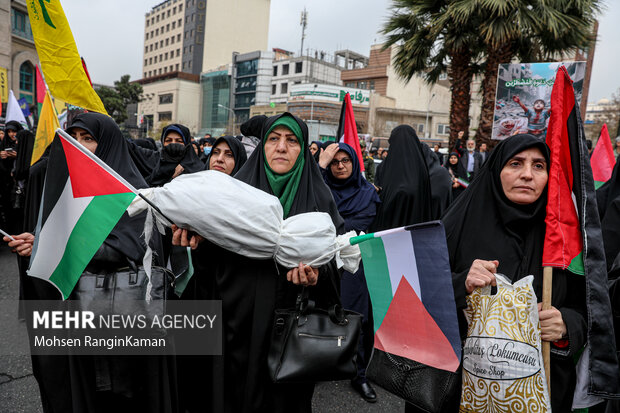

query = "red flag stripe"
(340, 93), (365, 172)
(591, 124), (616, 183)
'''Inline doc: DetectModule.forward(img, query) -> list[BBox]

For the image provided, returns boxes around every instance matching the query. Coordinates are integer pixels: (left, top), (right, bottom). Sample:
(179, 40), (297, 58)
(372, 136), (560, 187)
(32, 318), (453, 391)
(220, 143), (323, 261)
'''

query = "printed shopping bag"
(460, 274), (550, 413)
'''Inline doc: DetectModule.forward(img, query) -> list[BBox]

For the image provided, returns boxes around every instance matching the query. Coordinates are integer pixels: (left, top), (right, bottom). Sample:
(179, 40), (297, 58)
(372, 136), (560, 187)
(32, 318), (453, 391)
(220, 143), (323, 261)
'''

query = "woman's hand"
(3, 233), (35, 257)
(537, 303), (567, 342)
(286, 262), (319, 286)
(318, 143), (339, 169)
(171, 225), (203, 249)
(172, 164), (185, 179)
(465, 259), (499, 294)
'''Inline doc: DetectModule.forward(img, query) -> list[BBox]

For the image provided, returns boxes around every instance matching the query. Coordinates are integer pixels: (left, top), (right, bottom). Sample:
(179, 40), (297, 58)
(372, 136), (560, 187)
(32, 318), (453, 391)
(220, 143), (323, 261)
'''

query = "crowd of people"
(2, 111), (620, 413)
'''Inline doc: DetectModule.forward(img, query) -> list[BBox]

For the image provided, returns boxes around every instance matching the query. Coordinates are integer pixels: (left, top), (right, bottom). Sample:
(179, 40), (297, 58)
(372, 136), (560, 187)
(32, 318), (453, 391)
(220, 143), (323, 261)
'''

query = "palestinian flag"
(28, 129), (137, 299)
(353, 221), (461, 372)
(591, 124), (616, 189)
(337, 92), (364, 172)
(35, 64), (46, 117)
(543, 66), (619, 406)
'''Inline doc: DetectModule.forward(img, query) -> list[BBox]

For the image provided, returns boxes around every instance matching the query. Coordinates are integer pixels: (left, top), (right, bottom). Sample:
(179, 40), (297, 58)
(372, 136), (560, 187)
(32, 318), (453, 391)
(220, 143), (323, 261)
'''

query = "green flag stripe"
(359, 237), (392, 332)
(49, 192), (136, 299)
(568, 251), (585, 276)
(594, 181), (605, 190)
(350, 233), (375, 245)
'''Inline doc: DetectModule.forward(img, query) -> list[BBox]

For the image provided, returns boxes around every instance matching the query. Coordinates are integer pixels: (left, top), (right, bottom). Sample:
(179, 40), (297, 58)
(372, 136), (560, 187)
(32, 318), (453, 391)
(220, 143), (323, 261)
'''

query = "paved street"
(0, 244), (404, 413)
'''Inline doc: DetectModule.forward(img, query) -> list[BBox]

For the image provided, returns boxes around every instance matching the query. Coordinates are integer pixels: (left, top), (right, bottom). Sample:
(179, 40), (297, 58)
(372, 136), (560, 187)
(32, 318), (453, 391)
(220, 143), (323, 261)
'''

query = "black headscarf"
(0, 121), (21, 172)
(148, 123), (205, 186)
(205, 135), (247, 175)
(369, 125), (433, 231)
(420, 140), (453, 218)
(310, 140), (322, 163)
(67, 112), (149, 262)
(13, 130), (35, 182)
(235, 112), (344, 234)
(240, 115), (267, 138)
(445, 151), (468, 179)
(323, 142), (380, 225)
(134, 138), (158, 151)
(3, 120), (23, 135)
(442, 134), (550, 303)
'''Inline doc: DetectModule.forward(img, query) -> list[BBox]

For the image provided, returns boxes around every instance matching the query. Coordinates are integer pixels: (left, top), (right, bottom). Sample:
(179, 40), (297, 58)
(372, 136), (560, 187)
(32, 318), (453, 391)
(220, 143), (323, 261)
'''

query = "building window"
(149, 57), (153, 64)
(164, 67), (168, 73)
(190, 29), (194, 37)
(273, 66), (278, 76)
(369, 80), (375, 90)
(166, 38), (169, 46)
(144, 59), (148, 66)
(146, 33), (149, 40)
(179, 3), (183, 11)
(173, 6), (176, 13)
(171, 36), (175, 44)
(165, 52), (168, 60)
(12, 8), (33, 40)
(439, 73), (448, 81)
(167, 24), (170, 32)
(236, 59), (258, 77)
(178, 19), (182, 27)
(19, 62), (34, 93)
(144, 72), (147, 78)
(172, 21), (176, 29)
(189, 45), (193, 53)
(345, 82), (355, 88)
(282, 64), (289, 75)
(146, 19), (149, 27)
(156, 15), (159, 22)
(176, 63), (179, 71)
(295, 62), (303, 73)
(417, 124), (424, 134)
(177, 33), (181, 42)
(272, 84), (276, 95)
(159, 68), (162, 74)
(437, 124), (450, 135)
(281, 83), (288, 94)
(236, 77), (257, 93)
(145, 46), (148, 53)
(151, 17), (154, 25)
(160, 40), (164, 47)
(154, 43), (158, 50)
(149, 71), (152, 77)
(158, 112), (173, 121)
(151, 30), (154, 37)
(167, 10), (170, 17)
(170, 65), (173, 72)
(156, 28), (159, 35)
(176, 49), (180, 57)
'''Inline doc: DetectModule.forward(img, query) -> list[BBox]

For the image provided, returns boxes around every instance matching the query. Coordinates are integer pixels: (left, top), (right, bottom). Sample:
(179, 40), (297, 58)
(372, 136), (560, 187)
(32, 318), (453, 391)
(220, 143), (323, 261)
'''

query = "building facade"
(142, 0), (207, 78)
(271, 50), (347, 104)
(200, 67), (230, 136)
(137, 72), (201, 135)
(0, 0), (39, 121)
(231, 50), (273, 126)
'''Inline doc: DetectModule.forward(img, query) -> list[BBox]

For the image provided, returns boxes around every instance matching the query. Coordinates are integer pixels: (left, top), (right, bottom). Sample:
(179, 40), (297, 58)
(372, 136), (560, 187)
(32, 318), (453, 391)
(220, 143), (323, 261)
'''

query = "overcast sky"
(61, 0), (618, 103)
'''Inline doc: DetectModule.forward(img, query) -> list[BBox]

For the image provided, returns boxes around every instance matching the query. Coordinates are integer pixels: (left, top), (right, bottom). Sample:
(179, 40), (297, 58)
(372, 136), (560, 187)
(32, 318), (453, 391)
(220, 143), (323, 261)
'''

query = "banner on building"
(491, 62), (586, 140)
(289, 84), (370, 106)
(0, 67), (8, 107)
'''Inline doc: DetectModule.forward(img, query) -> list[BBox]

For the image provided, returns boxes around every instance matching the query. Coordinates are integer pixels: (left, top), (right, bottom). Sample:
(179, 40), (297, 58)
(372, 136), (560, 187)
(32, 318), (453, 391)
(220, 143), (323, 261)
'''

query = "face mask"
(163, 143), (186, 160)
(204, 146), (212, 155)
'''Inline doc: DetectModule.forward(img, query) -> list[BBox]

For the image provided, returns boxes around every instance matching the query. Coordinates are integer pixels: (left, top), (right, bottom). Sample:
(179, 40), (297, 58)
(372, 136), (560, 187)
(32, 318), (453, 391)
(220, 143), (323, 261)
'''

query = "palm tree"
(447, 0), (601, 145)
(382, 0), (484, 149)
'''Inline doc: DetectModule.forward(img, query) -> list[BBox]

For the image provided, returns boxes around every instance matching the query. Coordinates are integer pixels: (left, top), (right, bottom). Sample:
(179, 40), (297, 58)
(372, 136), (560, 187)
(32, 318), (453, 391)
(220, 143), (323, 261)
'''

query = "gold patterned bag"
(460, 274), (551, 413)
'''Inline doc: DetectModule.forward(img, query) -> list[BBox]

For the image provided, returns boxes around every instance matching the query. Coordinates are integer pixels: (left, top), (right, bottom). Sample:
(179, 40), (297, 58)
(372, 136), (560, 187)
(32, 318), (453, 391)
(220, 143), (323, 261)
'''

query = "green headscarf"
(263, 116), (305, 217)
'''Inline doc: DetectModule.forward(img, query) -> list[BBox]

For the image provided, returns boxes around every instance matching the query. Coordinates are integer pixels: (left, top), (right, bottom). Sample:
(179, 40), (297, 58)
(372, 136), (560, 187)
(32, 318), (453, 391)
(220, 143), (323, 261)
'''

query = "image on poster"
(491, 62), (586, 140)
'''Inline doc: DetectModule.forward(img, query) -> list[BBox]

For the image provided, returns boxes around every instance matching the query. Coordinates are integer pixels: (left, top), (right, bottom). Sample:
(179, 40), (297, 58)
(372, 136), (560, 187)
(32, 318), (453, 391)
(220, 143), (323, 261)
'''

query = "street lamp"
(425, 92), (436, 139)
(218, 104), (235, 134)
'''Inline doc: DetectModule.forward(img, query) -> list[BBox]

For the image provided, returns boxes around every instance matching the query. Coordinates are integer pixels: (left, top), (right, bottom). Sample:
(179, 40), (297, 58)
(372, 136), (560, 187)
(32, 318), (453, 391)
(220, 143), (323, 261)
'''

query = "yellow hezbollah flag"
(27, 0), (107, 114)
(32, 90), (60, 165)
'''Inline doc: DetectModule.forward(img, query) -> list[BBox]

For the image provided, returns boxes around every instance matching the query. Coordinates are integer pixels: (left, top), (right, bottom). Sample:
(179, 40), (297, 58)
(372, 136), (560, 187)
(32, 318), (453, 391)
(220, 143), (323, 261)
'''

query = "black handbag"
(367, 349), (461, 413)
(267, 288), (362, 383)
(70, 264), (174, 321)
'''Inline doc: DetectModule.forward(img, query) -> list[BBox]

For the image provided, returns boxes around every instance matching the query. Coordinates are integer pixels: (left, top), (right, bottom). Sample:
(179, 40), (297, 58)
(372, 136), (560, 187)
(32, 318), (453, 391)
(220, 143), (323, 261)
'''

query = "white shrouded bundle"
(127, 170), (361, 272)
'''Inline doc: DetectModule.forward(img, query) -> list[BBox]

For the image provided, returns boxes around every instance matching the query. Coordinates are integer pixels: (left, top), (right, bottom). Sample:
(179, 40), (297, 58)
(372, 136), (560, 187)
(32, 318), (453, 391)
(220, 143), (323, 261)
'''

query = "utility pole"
(300, 8), (308, 57)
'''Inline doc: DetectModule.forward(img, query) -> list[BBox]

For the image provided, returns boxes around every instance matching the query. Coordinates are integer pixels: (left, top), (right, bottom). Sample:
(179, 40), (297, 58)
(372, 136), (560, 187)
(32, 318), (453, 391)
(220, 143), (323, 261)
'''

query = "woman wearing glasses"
(319, 143), (382, 403)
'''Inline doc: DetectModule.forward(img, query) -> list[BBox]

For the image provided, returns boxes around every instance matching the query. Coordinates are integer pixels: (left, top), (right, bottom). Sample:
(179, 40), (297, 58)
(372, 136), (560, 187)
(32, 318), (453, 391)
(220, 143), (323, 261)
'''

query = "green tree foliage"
(95, 75), (143, 124)
(382, 0), (601, 147)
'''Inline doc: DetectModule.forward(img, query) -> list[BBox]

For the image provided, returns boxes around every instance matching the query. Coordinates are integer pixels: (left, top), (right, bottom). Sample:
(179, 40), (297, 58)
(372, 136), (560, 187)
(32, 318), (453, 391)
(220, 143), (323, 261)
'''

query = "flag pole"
(542, 266), (553, 394)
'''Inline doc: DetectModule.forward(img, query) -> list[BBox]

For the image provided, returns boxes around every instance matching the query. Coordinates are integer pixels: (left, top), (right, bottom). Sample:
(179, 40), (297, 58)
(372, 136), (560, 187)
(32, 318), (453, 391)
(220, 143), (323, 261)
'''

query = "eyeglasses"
(330, 158), (351, 167)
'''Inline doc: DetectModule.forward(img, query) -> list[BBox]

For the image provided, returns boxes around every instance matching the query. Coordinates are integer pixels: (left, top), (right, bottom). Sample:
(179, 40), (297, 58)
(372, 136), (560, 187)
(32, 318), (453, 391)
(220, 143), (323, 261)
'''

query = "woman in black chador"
(442, 134), (590, 412)
(5, 112), (177, 413)
(179, 112), (344, 412)
(148, 123), (204, 186)
(371, 124), (433, 232)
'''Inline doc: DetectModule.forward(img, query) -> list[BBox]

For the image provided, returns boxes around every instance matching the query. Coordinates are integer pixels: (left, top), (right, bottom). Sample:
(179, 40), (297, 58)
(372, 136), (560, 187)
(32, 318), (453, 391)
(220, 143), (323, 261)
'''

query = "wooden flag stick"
(542, 266), (553, 394)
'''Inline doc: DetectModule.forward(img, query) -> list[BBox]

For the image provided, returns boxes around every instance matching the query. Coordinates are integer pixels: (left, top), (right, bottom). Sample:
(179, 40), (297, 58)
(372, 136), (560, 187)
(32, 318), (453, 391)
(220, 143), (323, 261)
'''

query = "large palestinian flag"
(28, 129), (137, 299)
(354, 221), (461, 372)
(543, 66), (619, 406)
(337, 92), (365, 172)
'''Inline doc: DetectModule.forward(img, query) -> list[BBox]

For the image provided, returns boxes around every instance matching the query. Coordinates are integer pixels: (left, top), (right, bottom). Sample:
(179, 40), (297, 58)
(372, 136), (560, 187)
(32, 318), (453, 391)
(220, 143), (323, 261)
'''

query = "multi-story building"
(142, 0), (205, 78)
(0, 0), (39, 120)
(270, 49), (354, 104)
(231, 50), (273, 126)
(140, 0), (271, 135)
(340, 44), (452, 143)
